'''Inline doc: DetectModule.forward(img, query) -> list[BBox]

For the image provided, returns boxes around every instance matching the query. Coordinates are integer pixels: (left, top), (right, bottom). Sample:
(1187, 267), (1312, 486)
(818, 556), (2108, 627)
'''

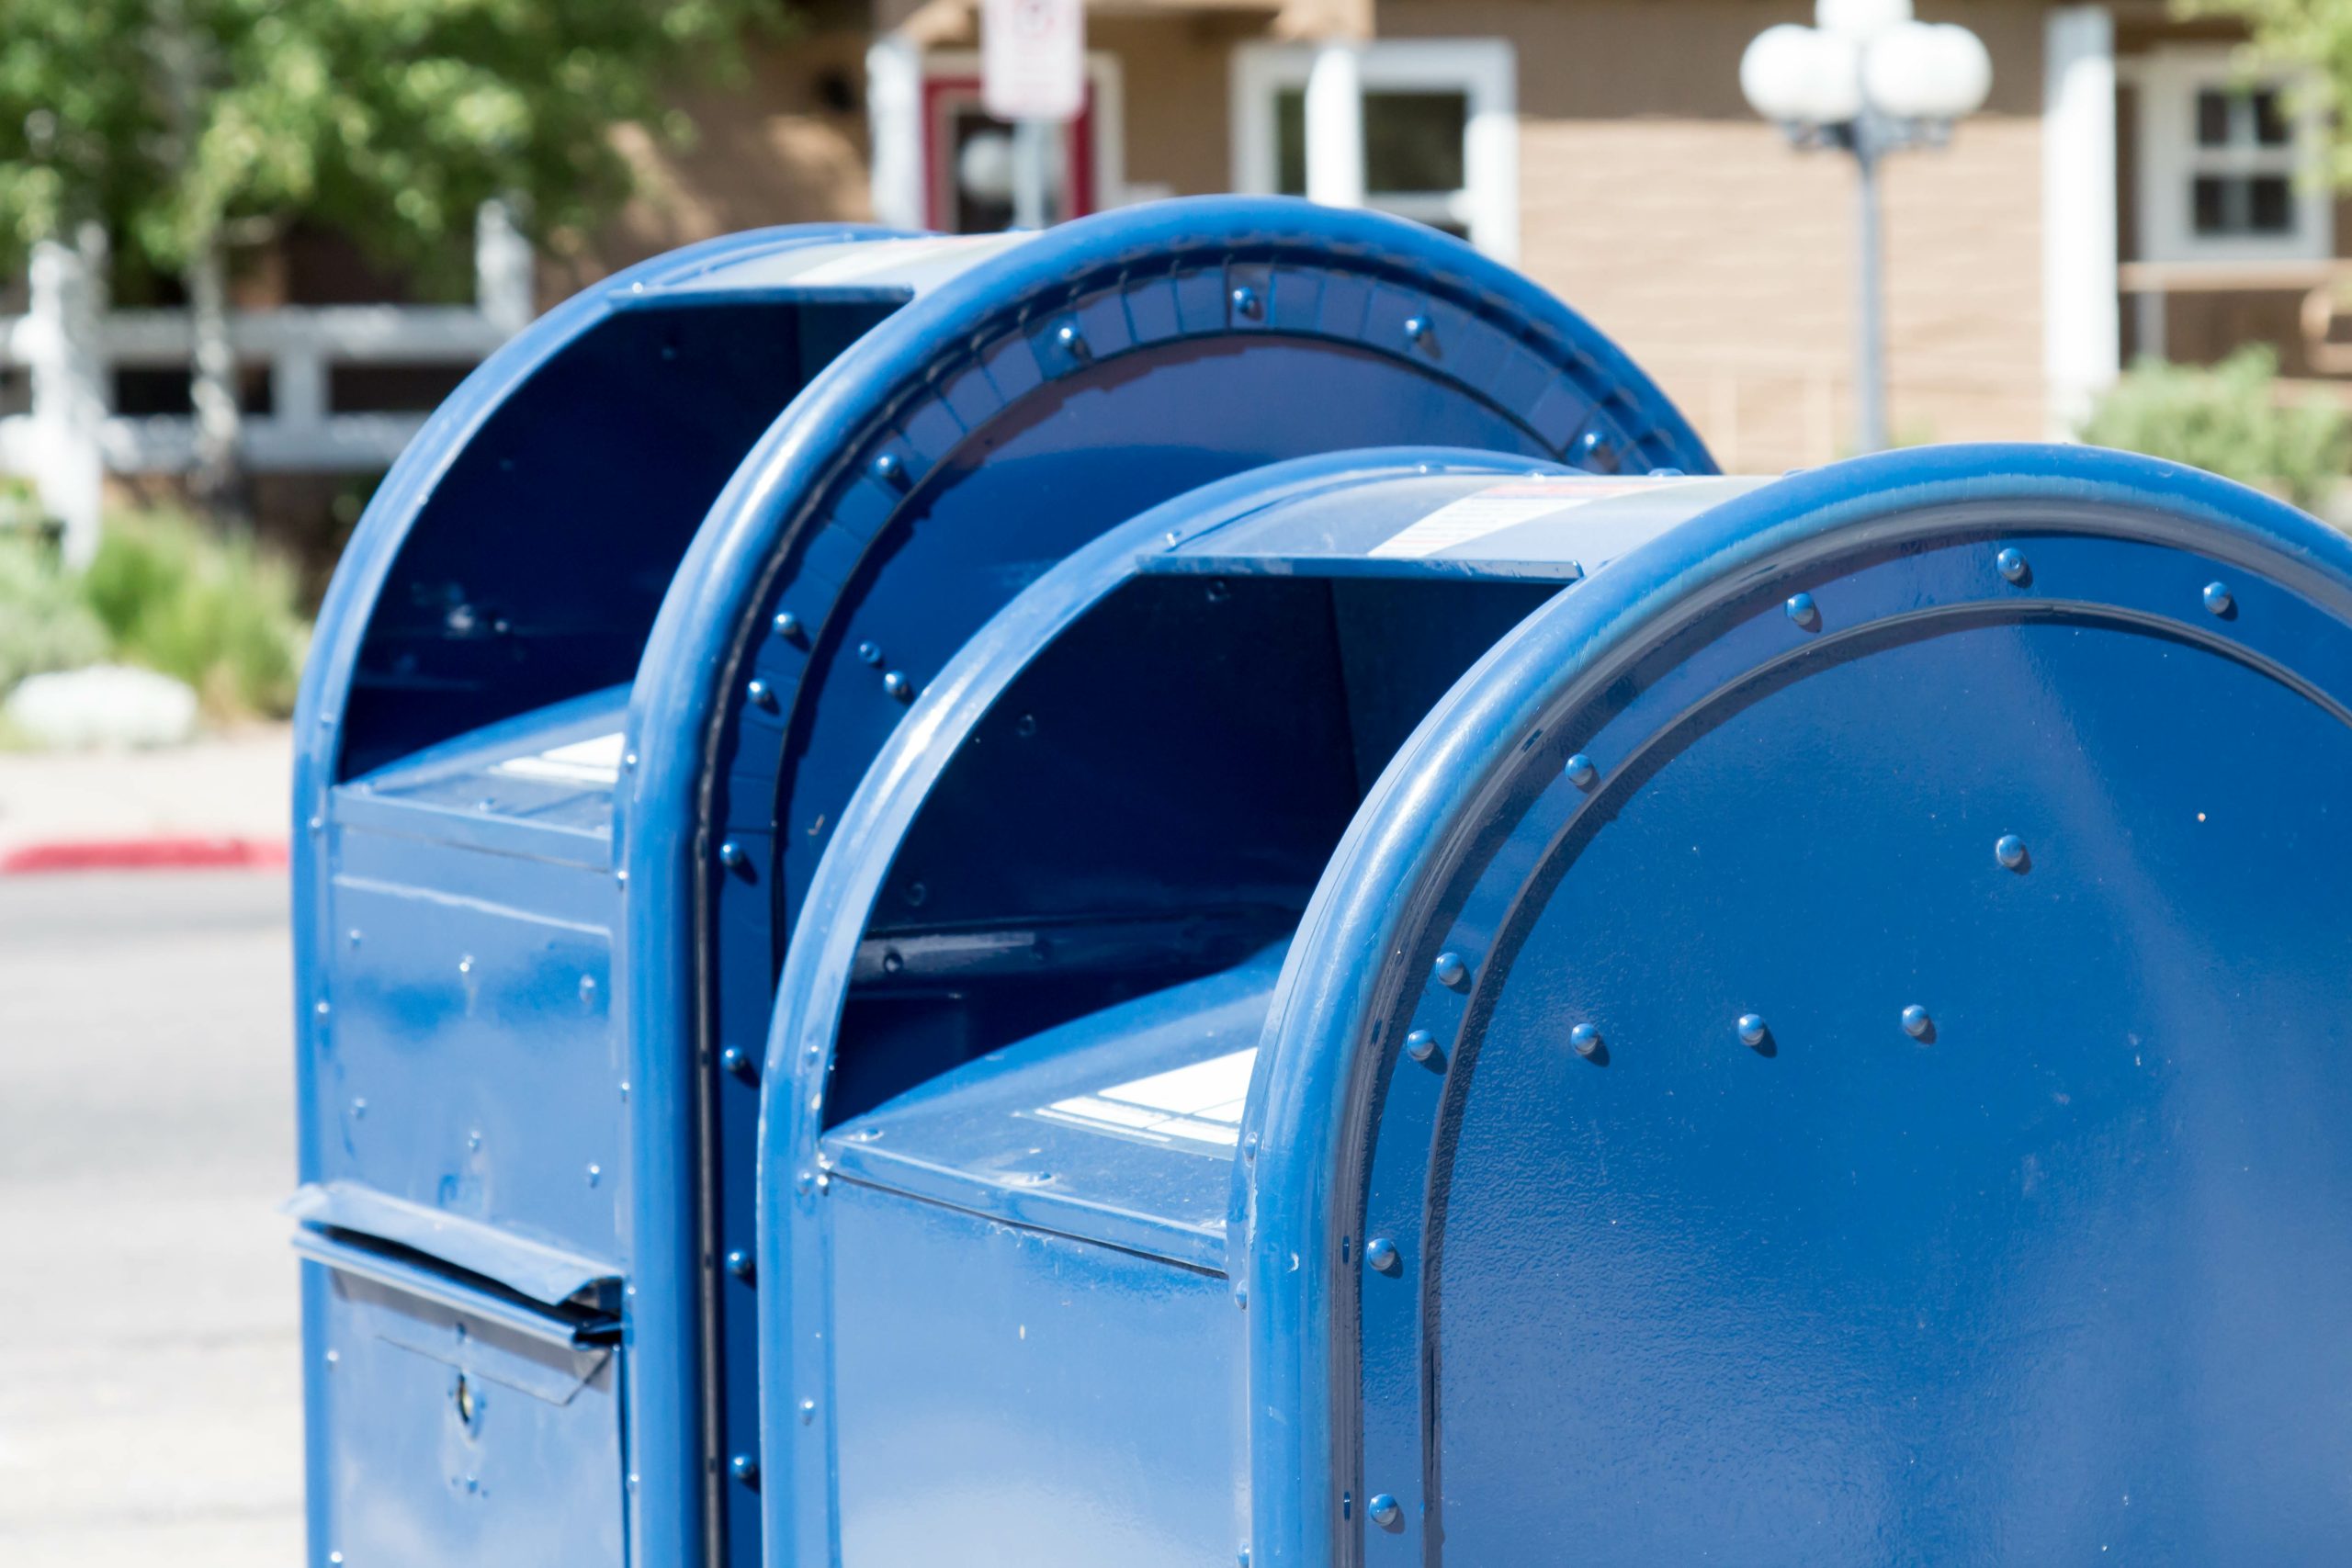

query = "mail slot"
(288, 197), (1710, 1568)
(756, 444), (2352, 1566)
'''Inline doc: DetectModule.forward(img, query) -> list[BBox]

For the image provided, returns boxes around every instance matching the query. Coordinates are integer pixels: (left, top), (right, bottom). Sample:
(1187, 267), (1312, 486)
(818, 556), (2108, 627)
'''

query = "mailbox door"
(306, 1264), (623, 1566)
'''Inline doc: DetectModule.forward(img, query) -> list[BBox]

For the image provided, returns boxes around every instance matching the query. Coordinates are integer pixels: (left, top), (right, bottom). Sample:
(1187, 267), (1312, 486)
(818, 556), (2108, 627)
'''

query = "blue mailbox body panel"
(759, 444), (2352, 1568)
(289, 200), (1709, 1568)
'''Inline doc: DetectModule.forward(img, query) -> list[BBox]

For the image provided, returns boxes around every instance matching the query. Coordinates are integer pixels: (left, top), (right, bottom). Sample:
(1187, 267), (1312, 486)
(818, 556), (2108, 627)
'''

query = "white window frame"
(1230, 39), (1519, 262)
(2127, 45), (2330, 266)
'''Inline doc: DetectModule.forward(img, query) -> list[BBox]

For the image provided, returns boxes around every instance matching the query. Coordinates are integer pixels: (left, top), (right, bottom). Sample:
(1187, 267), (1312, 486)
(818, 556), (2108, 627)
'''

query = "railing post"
(1304, 41), (1367, 209)
(25, 227), (107, 567)
(475, 200), (536, 336)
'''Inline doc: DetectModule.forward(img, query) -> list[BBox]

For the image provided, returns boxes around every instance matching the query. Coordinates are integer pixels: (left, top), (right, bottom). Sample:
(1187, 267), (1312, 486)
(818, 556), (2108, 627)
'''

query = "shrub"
(0, 534), (109, 693)
(2078, 345), (2351, 511)
(78, 508), (309, 718)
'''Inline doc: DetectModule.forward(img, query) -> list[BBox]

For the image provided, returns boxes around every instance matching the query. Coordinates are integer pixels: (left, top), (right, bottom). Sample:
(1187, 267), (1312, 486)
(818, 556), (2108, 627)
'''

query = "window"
(2132, 49), (2328, 264)
(1233, 40), (1518, 260)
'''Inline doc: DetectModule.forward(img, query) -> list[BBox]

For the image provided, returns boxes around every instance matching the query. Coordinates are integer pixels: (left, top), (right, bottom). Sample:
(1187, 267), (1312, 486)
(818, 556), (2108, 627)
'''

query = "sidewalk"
(0, 727), (293, 872)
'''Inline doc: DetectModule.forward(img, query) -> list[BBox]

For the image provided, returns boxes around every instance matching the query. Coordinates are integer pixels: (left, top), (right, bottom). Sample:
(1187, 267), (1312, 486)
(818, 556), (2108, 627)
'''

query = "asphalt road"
(0, 871), (302, 1567)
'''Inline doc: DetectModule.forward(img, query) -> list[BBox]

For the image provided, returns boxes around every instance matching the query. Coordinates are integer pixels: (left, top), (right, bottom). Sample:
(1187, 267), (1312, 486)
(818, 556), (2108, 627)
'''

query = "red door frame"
(921, 73), (1099, 231)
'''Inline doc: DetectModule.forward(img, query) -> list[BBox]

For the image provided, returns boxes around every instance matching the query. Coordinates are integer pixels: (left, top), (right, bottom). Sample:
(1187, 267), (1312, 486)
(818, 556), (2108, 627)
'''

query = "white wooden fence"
(0, 204), (534, 565)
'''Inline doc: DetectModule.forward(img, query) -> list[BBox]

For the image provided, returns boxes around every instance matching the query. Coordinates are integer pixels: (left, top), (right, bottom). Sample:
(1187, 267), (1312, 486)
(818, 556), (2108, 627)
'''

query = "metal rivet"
(1648, 467), (1686, 479)
(1576, 427), (1618, 472)
(1234, 1283), (1249, 1310)
(719, 1044), (756, 1082)
(1432, 951), (1468, 988)
(1570, 1022), (1603, 1058)
(747, 678), (775, 710)
(729, 1453), (759, 1488)
(718, 840), (748, 870)
(795, 1168), (815, 1195)
(773, 610), (802, 640)
(1786, 591), (1821, 631)
(1056, 321), (1091, 360)
(1369, 1494), (1402, 1529)
(2203, 581), (2233, 616)
(1404, 1029), (1437, 1063)
(798, 1398), (817, 1425)
(1231, 285), (1261, 319)
(1901, 1004), (1933, 1040)
(585, 1164), (602, 1187)
(882, 671), (913, 702)
(871, 451), (906, 488)
(725, 1248), (754, 1282)
(350, 1097), (367, 1119)
(1996, 547), (2030, 583)
(856, 640), (883, 666)
(1737, 1012), (1769, 1048)
(1565, 752), (1599, 789)
(1995, 833), (2029, 871)
(1403, 314), (1431, 344)
(1364, 1236), (1400, 1274)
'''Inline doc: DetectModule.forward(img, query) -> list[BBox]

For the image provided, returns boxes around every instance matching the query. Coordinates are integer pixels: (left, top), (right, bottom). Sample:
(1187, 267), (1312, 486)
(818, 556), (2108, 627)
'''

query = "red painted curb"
(0, 836), (290, 874)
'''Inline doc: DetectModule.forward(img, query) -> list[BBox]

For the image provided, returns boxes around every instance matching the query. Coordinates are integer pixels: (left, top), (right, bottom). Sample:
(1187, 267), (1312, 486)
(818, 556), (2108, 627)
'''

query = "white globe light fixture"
(1738, 1), (1993, 452)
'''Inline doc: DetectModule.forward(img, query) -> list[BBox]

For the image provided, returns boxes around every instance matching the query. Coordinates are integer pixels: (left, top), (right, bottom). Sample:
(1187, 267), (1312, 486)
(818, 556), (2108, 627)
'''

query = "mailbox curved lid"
(1236, 443), (2352, 1565)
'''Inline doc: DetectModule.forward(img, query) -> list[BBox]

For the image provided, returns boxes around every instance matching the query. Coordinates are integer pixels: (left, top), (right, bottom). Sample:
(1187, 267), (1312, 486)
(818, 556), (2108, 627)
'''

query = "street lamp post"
(1741, 1), (1993, 453)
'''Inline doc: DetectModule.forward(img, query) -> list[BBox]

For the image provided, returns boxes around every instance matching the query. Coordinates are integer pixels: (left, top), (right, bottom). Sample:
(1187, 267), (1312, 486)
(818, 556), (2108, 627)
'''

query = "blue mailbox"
(295, 194), (2352, 1567)
(288, 197), (1707, 1568)
(760, 443), (2352, 1566)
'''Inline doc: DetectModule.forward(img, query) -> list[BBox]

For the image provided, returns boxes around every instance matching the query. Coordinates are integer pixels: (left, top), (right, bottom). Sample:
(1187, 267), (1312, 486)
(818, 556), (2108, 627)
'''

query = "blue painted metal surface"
(292, 197), (1703, 1568)
(298, 193), (2352, 1567)
(1238, 444), (2352, 1567)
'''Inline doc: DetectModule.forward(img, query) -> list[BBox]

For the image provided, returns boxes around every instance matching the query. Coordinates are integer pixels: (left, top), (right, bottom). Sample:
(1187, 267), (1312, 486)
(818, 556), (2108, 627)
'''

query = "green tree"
(0, 0), (770, 513)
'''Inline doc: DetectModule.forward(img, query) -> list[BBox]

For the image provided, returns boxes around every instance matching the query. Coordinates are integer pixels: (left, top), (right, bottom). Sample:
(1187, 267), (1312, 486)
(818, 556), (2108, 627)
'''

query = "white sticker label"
(493, 731), (625, 786)
(1041, 1047), (1257, 1149)
(784, 234), (1014, 285)
(1369, 477), (1692, 560)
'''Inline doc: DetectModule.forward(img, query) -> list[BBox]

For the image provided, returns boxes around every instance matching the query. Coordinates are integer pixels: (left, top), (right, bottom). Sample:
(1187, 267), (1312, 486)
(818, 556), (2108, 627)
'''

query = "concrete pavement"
(0, 871), (302, 1566)
(0, 727), (293, 870)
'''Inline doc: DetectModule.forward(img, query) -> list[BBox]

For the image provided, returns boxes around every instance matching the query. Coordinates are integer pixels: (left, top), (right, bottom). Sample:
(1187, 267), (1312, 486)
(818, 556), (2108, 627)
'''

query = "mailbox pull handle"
(291, 1226), (620, 1349)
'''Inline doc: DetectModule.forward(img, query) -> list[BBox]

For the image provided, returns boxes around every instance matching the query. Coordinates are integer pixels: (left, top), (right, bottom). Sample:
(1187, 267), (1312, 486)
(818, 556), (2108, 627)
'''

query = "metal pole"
(1012, 118), (1052, 230)
(1851, 123), (1890, 454)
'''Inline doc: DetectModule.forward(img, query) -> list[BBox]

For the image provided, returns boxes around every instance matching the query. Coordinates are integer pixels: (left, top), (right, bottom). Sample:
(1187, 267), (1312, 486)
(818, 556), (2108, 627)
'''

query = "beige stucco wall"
(1379, 0), (2053, 468)
(545, 28), (877, 297)
(1091, 12), (1268, 198)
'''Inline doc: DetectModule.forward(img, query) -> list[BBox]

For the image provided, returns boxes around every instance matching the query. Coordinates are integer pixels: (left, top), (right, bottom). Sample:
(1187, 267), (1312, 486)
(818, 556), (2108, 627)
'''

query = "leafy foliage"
(0, 0), (773, 283)
(0, 534), (109, 693)
(79, 507), (309, 716)
(2079, 345), (2351, 510)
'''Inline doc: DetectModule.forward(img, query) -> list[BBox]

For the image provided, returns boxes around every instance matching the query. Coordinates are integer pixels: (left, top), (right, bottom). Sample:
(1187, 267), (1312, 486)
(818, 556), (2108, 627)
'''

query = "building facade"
(8, 0), (2347, 544)
(839, 0), (2347, 472)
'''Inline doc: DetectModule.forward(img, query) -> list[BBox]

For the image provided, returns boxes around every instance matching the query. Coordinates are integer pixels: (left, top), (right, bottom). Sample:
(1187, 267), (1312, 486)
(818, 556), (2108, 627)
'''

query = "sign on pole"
(982, 0), (1087, 124)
